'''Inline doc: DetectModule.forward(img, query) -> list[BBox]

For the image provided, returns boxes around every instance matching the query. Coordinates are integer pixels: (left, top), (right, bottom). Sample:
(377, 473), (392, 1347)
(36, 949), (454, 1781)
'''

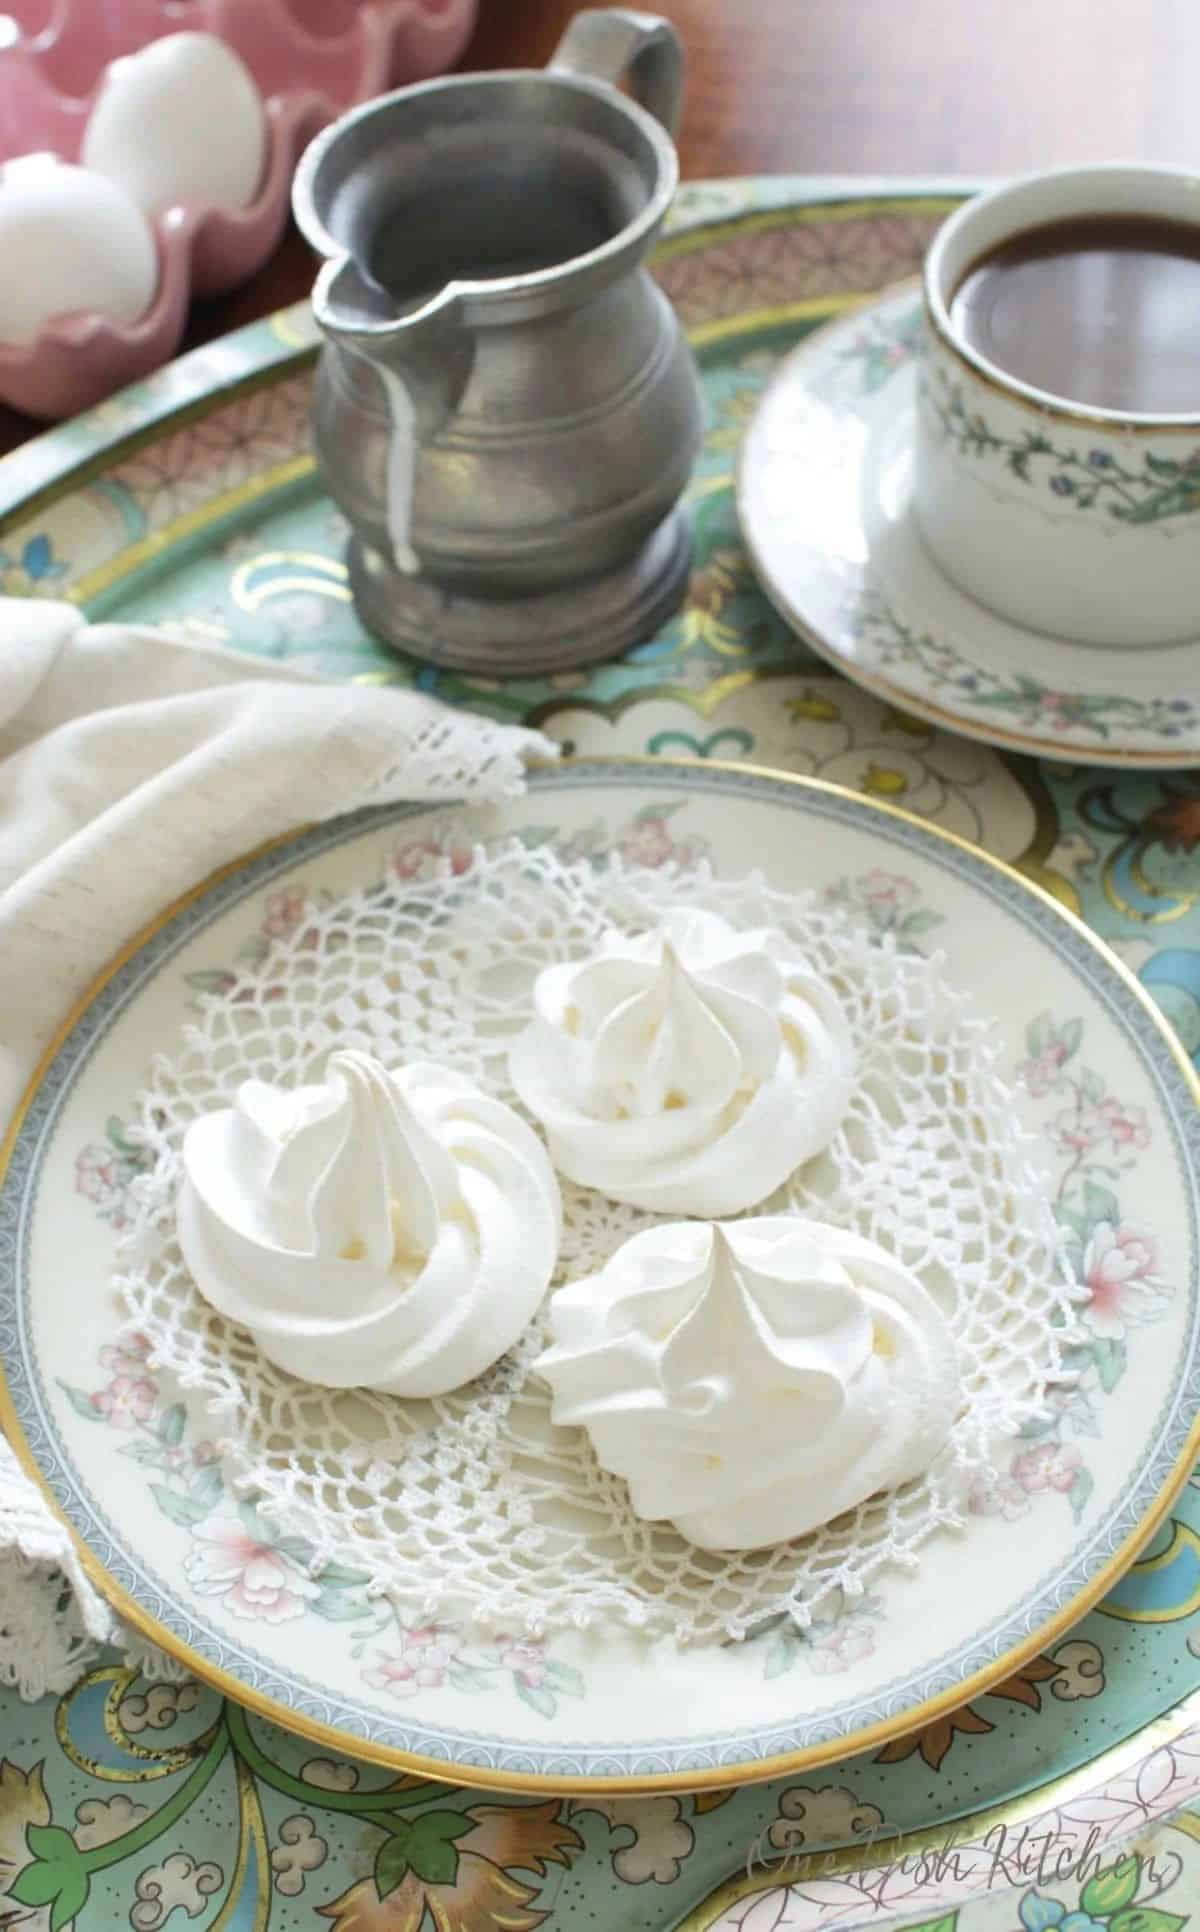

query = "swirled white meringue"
(176, 1049), (561, 1397)
(535, 1217), (960, 1550)
(509, 908), (854, 1214)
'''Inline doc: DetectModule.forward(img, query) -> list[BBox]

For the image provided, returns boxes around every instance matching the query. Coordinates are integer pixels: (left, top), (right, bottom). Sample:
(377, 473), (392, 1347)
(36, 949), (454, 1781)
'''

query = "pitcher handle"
(548, 8), (684, 136)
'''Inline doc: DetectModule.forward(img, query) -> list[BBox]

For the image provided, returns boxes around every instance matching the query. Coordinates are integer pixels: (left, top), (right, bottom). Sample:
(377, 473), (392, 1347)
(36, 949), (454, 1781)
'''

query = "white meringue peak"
(509, 908), (854, 1214)
(176, 1049), (561, 1397)
(535, 1216), (960, 1550)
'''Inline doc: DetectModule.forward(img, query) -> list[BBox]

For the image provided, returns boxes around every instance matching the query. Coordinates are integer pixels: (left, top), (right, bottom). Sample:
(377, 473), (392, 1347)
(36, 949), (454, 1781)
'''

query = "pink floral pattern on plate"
(73, 1118), (154, 1230)
(966, 1011), (1178, 1527)
(185, 1515), (323, 1625)
(58, 1352), (588, 1716)
(1081, 1223), (1170, 1340)
(822, 868), (945, 953)
(515, 801), (713, 873)
(356, 1623), (581, 1719)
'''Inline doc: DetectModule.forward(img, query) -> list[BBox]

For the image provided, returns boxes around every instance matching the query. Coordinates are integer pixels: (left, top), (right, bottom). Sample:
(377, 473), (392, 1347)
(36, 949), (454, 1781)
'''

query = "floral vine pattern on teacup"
(923, 364), (1200, 527)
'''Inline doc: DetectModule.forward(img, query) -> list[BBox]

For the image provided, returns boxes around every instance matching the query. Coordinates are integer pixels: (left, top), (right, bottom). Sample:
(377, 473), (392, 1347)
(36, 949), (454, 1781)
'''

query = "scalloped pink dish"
(0, 0), (478, 418)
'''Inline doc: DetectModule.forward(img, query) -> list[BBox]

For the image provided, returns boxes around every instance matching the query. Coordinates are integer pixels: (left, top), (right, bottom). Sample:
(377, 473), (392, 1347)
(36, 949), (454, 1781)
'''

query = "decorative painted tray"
(0, 178), (1199, 1930)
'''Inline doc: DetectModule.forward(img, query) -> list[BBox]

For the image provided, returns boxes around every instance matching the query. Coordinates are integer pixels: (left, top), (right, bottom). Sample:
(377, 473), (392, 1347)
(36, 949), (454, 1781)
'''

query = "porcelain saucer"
(737, 282), (1200, 768)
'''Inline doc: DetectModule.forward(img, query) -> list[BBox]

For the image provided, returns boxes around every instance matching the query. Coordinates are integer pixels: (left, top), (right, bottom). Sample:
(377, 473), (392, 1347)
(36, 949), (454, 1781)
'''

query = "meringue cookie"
(535, 1217), (960, 1549)
(509, 909), (854, 1214)
(176, 1049), (561, 1397)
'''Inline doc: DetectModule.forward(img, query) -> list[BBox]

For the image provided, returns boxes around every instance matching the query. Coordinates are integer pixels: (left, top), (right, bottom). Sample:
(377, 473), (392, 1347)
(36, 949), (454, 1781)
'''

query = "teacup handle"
(548, 8), (684, 136)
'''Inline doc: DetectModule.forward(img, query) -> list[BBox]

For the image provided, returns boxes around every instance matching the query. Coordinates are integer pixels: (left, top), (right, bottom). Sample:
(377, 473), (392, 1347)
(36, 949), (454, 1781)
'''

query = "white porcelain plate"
(738, 283), (1200, 768)
(1, 761), (1197, 1790)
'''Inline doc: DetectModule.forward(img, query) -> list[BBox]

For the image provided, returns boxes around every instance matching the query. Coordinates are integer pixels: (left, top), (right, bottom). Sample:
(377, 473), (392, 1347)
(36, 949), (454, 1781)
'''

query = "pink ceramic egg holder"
(0, 0), (478, 419)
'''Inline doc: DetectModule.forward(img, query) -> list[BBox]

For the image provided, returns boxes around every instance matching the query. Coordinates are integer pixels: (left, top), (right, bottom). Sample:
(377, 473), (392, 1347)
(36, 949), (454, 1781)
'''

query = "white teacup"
(914, 163), (1200, 647)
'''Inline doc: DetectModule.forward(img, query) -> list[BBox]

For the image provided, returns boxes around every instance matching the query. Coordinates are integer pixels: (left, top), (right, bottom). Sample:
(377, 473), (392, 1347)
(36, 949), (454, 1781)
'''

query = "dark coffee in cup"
(949, 213), (1200, 414)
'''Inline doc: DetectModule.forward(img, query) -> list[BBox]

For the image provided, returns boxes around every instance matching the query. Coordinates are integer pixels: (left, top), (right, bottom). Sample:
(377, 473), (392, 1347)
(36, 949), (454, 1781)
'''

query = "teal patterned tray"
(0, 176), (1198, 1931)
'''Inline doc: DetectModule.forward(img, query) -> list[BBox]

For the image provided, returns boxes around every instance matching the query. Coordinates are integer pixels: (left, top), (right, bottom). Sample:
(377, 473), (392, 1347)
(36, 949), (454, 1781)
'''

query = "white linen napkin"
(0, 596), (556, 1694)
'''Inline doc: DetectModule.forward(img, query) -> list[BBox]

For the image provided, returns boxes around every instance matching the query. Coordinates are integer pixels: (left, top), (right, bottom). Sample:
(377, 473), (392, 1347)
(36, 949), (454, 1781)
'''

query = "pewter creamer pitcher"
(292, 8), (703, 674)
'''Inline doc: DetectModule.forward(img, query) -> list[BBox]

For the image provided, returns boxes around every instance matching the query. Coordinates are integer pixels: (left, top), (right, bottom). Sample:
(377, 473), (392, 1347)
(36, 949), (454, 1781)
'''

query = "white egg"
(82, 31), (267, 216)
(0, 155), (157, 345)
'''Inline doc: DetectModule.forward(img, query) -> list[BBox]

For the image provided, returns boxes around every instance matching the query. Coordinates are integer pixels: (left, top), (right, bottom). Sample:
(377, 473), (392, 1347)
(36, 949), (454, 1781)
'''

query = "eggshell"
(82, 31), (267, 216)
(0, 155), (158, 346)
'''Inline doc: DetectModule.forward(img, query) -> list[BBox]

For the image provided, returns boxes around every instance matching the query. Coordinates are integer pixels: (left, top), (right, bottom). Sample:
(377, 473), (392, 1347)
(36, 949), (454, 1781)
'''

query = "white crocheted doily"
(119, 846), (1083, 1645)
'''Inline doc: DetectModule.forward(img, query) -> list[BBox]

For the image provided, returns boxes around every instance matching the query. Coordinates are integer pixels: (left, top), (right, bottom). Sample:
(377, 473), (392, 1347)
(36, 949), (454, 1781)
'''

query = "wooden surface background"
(2, 0), (1195, 451)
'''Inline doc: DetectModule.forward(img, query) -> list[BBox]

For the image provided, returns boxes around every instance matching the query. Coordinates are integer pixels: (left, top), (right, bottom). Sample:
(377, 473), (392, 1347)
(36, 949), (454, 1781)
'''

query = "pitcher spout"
(312, 255), (475, 440)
